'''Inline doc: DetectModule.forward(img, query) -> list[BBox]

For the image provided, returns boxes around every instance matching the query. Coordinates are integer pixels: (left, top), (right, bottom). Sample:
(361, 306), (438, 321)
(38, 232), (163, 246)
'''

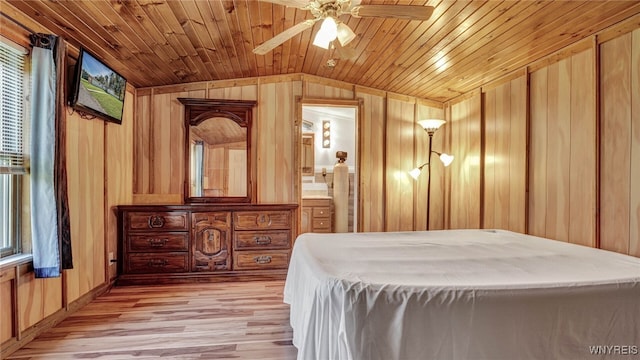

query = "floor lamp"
(409, 119), (454, 230)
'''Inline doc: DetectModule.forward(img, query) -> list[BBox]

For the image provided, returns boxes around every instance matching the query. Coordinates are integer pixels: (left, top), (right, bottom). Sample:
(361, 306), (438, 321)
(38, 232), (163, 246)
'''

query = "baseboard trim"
(1, 280), (113, 358)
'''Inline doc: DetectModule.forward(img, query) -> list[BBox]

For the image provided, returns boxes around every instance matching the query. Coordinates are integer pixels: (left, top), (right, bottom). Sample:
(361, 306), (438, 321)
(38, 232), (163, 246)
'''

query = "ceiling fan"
(253, 0), (435, 55)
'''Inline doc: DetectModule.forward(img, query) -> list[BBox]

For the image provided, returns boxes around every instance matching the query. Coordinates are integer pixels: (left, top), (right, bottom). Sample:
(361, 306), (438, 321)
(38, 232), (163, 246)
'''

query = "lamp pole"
(426, 131), (433, 231)
(416, 119), (447, 231)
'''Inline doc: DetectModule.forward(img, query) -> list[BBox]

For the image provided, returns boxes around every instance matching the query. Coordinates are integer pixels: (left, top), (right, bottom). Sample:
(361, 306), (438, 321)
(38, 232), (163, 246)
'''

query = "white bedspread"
(284, 229), (640, 360)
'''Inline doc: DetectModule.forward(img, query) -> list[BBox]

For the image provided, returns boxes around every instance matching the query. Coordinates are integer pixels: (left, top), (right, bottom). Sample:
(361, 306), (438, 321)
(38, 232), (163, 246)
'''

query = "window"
(1, 37), (28, 258)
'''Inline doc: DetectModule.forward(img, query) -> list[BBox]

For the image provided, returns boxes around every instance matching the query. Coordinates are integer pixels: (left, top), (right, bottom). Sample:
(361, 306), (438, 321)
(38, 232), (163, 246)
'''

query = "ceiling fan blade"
(258, 0), (313, 9)
(253, 19), (318, 55)
(350, 4), (435, 21)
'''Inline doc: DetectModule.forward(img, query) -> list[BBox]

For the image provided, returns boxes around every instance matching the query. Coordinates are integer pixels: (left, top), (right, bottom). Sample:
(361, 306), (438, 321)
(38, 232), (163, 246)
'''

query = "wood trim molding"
(593, 35), (602, 250)
(152, 82), (208, 95)
(209, 78), (260, 90)
(597, 12), (640, 44)
(524, 67), (532, 235)
(417, 98), (445, 110)
(136, 88), (152, 96)
(446, 88), (482, 106)
(386, 92), (416, 103)
(132, 194), (183, 204)
(299, 97), (361, 107)
(354, 85), (386, 97)
(528, 38), (593, 73)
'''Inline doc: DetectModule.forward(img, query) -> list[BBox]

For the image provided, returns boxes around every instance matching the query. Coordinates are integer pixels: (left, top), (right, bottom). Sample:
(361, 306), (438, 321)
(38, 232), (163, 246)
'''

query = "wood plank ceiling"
(4, 0), (640, 102)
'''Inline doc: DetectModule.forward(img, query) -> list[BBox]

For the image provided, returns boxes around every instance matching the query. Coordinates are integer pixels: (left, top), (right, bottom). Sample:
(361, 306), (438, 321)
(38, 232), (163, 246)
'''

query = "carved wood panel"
(191, 212), (231, 272)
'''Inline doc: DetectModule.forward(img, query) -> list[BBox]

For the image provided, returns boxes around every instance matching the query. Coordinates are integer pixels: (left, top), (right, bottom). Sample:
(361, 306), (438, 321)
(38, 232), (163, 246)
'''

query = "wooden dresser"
(117, 204), (297, 285)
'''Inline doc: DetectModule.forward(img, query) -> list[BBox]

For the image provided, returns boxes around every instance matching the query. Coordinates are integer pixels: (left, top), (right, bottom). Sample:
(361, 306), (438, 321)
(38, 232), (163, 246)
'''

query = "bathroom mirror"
(301, 133), (314, 176)
(179, 98), (257, 203)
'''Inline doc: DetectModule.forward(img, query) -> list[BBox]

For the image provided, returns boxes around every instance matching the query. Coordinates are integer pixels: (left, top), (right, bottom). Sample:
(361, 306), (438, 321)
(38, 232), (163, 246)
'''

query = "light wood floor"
(7, 280), (297, 359)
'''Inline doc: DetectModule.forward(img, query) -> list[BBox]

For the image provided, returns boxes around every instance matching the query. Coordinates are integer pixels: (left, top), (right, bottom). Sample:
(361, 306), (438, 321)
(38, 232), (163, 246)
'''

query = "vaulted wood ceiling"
(4, 0), (640, 102)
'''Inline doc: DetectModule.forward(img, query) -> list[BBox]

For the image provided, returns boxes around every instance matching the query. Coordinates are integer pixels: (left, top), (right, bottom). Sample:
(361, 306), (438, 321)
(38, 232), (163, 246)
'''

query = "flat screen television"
(68, 48), (127, 124)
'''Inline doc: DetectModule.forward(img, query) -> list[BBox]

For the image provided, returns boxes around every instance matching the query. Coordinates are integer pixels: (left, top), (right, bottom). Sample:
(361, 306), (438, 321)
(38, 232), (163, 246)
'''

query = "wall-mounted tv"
(68, 48), (126, 124)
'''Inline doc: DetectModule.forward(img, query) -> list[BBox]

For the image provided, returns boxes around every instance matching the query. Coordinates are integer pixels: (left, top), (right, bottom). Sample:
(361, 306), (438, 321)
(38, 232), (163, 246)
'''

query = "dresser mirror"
(179, 98), (257, 203)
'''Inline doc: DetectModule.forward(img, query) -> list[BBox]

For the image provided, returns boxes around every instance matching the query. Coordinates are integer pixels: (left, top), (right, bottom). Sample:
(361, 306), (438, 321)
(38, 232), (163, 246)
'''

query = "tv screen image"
(70, 48), (127, 124)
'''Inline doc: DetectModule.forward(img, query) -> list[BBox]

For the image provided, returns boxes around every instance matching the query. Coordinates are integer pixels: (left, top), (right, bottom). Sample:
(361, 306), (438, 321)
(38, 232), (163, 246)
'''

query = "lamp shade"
(409, 167), (422, 179)
(418, 119), (446, 134)
(336, 23), (356, 47)
(439, 153), (454, 167)
(313, 17), (338, 49)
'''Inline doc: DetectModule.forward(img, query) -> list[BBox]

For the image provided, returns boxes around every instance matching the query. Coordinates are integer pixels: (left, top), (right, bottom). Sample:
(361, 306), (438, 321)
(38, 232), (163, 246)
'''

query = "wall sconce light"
(322, 120), (331, 148)
(409, 119), (454, 230)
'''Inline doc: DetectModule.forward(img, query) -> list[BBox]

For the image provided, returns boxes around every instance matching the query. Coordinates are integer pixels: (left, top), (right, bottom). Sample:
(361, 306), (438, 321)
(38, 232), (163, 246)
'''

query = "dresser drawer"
(126, 253), (189, 273)
(312, 218), (331, 232)
(233, 211), (291, 230)
(233, 230), (290, 250)
(128, 233), (188, 252)
(233, 250), (289, 270)
(312, 207), (331, 218)
(126, 212), (189, 231)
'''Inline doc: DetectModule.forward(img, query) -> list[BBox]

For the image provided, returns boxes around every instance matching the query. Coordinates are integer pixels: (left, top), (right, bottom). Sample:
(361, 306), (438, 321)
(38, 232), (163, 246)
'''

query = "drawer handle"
(148, 216), (165, 228)
(147, 259), (168, 267)
(148, 238), (169, 247)
(254, 255), (272, 264)
(254, 235), (272, 245)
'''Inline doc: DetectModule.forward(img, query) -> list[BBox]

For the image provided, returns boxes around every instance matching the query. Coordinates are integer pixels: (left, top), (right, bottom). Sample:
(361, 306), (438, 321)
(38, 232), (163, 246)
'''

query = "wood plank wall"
(446, 92), (483, 229)
(600, 29), (640, 257)
(482, 75), (527, 233)
(64, 111), (106, 301)
(385, 95), (417, 232)
(132, 75), (444, 234)
(529, 49), (597, 247)
(1, 6), (137, 349)
(2, 0), (140, 341)
(257, 81), (301, 203)
(105, 90), (135, 280)
(445, 22), (639, 258)
(357, 88), (386, 232)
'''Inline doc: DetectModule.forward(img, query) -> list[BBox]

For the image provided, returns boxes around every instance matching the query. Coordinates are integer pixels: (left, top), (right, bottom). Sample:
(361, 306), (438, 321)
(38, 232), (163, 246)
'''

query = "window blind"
(0, 37), (27, 174)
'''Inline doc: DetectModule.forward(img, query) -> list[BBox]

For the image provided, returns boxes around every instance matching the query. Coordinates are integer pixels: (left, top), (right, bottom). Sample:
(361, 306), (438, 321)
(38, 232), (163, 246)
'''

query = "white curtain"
(30, 34), (60, 278)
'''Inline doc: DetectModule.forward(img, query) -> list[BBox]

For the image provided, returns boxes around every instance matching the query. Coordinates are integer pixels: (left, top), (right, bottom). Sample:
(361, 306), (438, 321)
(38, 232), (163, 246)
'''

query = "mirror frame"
(179, 98), (257, 203)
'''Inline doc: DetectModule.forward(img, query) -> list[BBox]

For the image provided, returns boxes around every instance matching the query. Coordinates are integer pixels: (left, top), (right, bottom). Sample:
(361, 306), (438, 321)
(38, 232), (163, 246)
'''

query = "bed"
(284, 229), (640, 360)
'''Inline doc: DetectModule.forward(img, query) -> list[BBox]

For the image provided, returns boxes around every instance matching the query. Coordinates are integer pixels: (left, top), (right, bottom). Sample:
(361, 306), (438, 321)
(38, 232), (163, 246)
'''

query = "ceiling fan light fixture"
(313, 16), (338, 49)
(252, 1), (436, 55)
(336, 22), (356, 47)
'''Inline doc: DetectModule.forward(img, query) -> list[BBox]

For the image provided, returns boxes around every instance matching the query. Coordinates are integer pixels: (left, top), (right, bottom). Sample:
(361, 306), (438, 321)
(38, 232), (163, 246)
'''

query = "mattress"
(284, 229), (640, 360)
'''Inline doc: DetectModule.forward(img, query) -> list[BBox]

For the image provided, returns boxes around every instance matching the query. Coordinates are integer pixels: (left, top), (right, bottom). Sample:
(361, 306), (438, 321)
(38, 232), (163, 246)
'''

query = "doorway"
(301, 103), (358, 233)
